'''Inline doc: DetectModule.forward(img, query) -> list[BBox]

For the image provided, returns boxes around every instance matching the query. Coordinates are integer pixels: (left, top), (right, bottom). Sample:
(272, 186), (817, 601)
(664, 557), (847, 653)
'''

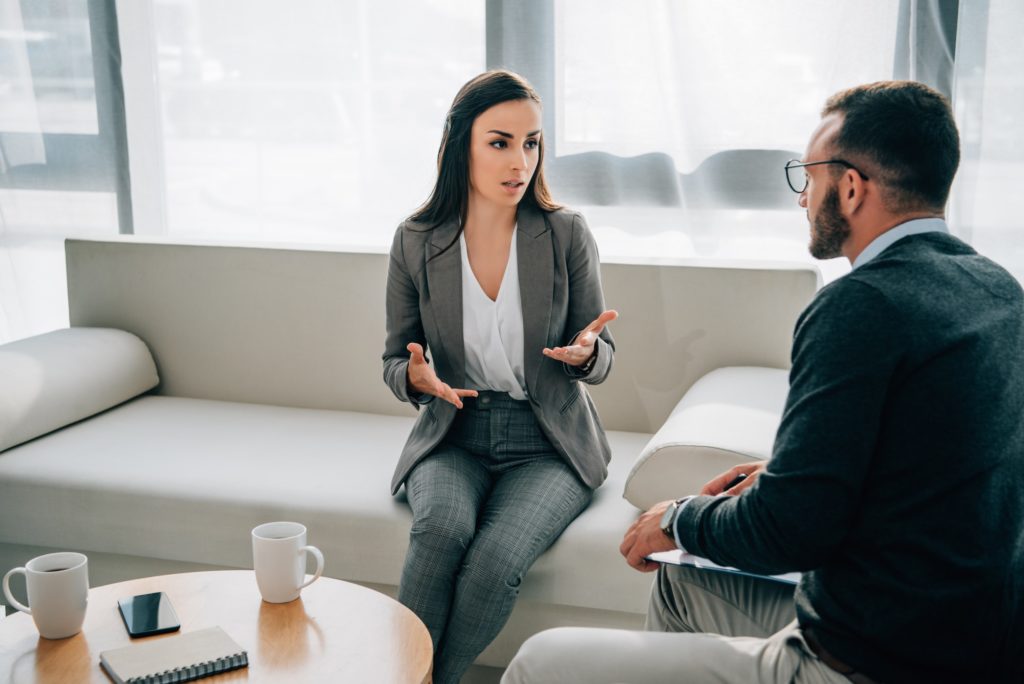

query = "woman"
(382, 69), (617, 683)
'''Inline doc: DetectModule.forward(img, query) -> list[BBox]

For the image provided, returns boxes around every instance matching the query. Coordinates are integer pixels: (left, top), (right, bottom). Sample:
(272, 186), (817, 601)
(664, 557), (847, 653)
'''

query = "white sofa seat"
(0, 395), (655, 617)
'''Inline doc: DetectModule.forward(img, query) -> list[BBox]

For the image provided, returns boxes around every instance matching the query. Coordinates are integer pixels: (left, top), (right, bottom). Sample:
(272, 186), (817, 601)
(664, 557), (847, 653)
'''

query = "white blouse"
(459, 228), (528, 400)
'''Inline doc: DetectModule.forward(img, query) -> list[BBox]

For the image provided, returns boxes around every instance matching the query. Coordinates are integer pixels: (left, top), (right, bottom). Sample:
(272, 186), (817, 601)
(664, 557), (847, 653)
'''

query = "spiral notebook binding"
(124, 650), (248, 684)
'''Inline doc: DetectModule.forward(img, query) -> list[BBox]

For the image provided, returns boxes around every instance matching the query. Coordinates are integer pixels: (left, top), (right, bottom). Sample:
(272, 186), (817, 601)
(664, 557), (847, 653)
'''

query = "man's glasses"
(784, 159), (869, 194)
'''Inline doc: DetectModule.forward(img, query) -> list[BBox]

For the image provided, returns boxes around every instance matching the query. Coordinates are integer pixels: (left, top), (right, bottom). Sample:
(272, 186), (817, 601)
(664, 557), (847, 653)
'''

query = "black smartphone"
(117, 592), (181, 638)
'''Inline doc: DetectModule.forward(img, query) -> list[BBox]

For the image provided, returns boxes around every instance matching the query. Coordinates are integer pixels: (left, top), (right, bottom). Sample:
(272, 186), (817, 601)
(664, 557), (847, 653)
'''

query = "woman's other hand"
(543, 309), (618, 367)
(406, 343), (478, 408)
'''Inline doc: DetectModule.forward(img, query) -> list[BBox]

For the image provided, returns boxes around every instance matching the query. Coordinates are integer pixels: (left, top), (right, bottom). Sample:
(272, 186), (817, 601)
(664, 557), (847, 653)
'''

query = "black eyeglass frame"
(784, 159), (869, 194)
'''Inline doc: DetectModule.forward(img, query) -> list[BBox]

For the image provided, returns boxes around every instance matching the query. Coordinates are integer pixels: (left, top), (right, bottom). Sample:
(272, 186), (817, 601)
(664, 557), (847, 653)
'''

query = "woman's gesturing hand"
(406, 342), (478, 408)
(543, 309), (618, 367)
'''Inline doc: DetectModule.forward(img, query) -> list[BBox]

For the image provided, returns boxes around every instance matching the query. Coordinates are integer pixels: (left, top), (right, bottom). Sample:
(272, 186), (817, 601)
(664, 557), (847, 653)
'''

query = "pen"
(722, 473), (748, 492)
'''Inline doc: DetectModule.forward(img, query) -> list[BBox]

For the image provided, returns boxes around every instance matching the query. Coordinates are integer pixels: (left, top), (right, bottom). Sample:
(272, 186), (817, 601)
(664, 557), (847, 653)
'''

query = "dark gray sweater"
(677, 233), (1024, 683)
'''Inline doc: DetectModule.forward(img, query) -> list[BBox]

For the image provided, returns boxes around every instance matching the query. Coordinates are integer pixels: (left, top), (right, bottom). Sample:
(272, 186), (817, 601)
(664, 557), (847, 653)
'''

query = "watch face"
(659, 503), (676, 534)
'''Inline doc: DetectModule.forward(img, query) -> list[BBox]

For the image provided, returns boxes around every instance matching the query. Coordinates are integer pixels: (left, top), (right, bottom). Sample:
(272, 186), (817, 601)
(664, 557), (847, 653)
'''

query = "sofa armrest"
(0, 327), (159, 452)
(622, 366), (789, 509)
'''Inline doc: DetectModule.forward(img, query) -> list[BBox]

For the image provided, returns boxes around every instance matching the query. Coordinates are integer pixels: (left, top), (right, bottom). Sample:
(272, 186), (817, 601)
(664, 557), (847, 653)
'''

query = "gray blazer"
(383, 205), (615, 494)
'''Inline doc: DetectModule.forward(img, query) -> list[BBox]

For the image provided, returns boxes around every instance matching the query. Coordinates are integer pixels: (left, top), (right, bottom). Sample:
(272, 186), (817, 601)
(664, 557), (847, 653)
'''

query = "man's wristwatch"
(659, 497), (692, 538)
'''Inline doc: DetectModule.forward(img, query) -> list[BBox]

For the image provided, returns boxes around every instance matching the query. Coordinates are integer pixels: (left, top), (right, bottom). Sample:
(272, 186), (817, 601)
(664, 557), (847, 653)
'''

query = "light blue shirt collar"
(852, 218), (949, 270)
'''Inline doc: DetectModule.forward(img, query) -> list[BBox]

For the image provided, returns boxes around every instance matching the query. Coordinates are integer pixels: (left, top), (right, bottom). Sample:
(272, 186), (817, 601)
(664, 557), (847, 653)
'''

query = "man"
(502, 81), (1024, 683)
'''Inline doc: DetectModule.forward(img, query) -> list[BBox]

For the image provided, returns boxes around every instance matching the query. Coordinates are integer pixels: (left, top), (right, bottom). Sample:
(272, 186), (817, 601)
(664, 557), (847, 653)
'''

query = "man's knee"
(647, 564), (796, 638)
(504, 627), (695, 684)
(502, 628), (593, 684)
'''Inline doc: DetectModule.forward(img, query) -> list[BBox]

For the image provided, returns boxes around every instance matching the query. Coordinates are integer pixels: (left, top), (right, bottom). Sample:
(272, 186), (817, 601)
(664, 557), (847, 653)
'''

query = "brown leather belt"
(802, 628), (881, 684)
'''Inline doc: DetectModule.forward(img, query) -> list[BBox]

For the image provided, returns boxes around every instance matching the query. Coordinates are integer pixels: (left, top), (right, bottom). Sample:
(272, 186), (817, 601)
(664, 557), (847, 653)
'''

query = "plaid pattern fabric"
(399, 391), (593, 684)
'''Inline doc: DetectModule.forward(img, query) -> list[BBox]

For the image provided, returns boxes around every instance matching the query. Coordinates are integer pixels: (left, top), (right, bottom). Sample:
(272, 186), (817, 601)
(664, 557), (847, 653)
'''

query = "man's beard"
(808, 185), (850, 260)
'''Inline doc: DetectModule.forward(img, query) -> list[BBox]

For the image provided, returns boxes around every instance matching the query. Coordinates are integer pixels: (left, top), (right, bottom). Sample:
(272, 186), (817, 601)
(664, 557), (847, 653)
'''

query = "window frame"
(0, 0), (134, 234)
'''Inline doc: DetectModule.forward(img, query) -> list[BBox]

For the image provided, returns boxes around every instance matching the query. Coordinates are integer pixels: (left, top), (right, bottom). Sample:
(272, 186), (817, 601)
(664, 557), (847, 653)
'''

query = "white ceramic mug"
(252, 522), (324, 603)
(3, 552), (89, 639)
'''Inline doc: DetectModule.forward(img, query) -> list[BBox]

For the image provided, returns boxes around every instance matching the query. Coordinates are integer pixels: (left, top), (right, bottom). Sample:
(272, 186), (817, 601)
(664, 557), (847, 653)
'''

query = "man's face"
(800, 113), (850, 260)
(808, 184), (850, 259)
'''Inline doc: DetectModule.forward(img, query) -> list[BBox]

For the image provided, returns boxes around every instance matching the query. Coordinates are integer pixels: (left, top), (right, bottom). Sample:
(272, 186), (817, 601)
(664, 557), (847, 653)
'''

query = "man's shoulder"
(862, 232), (1023, 301)
(792, 272), (906, 352)
(800, 232), (1024, 345)
(809, 271), (890, 311)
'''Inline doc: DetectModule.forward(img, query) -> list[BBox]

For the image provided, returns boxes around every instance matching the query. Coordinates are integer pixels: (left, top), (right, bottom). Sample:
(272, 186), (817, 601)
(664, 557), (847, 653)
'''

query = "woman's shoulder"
(391, 215), (442, 247)
(389, 215), (460, 267)
(530, 205), (593, 243)
(394, 215), (435, 236)
(542, 207), (599, 251)
(543, 205), (587, 230)
(388, 217), (430, 263)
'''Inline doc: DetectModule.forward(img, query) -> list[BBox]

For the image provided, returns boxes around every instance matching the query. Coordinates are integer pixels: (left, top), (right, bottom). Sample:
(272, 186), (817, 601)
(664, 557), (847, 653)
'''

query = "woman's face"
(468, 98), (542, 211)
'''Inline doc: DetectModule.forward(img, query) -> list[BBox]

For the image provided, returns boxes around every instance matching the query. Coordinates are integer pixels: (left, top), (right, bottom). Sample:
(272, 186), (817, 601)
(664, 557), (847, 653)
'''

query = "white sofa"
(0, 238), (817, 667)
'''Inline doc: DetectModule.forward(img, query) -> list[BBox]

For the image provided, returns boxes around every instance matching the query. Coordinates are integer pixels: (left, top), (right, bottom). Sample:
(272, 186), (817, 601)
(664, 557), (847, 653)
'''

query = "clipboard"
(646, 549), (802, 586)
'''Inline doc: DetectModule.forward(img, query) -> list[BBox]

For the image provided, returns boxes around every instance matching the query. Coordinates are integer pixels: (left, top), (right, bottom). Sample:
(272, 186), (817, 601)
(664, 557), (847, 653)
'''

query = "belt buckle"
(803, 628), (856, 677)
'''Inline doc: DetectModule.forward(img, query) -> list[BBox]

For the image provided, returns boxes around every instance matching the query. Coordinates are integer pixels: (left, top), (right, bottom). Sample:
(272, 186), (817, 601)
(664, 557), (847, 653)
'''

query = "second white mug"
(251, 522), (324, 603)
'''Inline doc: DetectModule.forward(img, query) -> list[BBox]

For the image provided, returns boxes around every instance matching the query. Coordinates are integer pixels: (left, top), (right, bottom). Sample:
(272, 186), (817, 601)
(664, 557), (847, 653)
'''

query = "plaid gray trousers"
(399, 391), (593, 684)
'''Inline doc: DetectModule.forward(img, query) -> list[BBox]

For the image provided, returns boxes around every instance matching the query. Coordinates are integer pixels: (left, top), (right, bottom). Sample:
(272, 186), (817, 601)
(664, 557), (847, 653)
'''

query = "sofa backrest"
(66, 239), (819, 433)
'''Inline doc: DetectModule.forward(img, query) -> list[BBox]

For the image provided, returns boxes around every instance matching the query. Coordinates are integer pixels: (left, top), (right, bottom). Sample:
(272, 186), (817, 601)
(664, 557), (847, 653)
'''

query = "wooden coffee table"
(0, 570), (432, 683)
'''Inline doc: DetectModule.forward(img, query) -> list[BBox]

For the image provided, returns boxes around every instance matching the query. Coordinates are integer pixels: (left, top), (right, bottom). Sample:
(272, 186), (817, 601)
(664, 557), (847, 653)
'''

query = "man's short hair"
(823, 81), (960, 213)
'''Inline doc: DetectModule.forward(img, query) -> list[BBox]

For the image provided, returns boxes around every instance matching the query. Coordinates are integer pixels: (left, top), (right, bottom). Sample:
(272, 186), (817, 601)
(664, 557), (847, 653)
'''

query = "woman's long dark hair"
(409, 70), (560, 242)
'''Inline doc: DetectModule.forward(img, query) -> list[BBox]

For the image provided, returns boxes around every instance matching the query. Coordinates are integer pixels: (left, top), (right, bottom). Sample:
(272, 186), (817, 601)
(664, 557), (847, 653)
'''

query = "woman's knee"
(409, 503), (477, 552)
(459, 540), (532, 593)
(407, 479), (481, 549)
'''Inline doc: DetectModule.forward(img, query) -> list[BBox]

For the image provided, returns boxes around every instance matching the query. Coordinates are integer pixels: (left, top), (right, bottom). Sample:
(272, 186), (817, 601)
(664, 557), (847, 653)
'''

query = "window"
(0, 0), (98, 134)
(4, 2), (1023, 344)
(557, 1), (899, 170)
(951, 0), (1024, 283)
(0, 0), (126, 343)
(551, 0), (899, 272)
(148, 0), (484, 246)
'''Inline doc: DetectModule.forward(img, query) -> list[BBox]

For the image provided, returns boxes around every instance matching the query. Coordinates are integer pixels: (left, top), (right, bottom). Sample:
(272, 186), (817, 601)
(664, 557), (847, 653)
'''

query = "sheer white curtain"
(144, 0), (484, 246)
(557, 1), (899, 171)
(950, 0), (1024, 283)
(552, 0), (900, 271)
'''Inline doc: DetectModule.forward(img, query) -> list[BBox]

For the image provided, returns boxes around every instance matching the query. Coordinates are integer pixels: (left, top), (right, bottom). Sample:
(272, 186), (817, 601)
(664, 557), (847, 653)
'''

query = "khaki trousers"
(501, 564), (851, 684)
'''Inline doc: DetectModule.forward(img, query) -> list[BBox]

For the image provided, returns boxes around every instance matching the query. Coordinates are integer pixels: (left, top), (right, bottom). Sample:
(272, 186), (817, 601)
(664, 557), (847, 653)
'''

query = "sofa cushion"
(0, 395), (655, 615)
(622, 367), (789, 509)
(0, 328), (159, 453)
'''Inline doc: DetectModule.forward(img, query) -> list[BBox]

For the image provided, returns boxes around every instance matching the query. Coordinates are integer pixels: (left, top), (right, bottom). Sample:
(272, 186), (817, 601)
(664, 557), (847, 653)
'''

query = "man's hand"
(699, 462), (766, 496)
(406, 342), (478, 408)
(543, 310), (618, 367)
(619, 499), (678, 573)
